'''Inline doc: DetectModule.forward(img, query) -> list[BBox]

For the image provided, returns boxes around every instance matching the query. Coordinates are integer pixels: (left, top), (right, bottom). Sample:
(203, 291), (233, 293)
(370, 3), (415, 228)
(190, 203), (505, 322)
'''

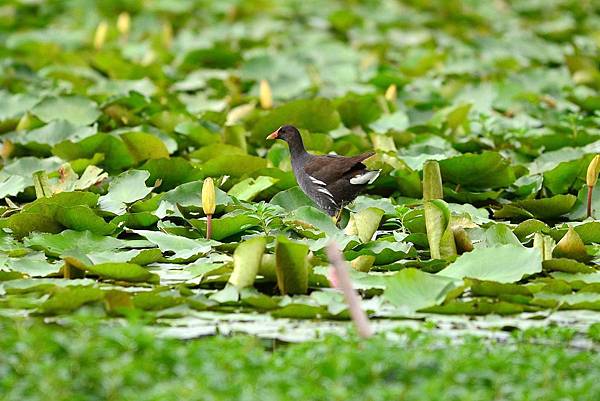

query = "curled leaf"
(552, 226), (590, 262)
(275, 237), (309, 295)
(228, 237), (266, 288)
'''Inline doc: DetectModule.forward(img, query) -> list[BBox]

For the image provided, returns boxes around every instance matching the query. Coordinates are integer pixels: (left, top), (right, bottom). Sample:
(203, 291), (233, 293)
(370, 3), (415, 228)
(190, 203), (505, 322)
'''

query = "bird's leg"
(333, 207), (344, 226)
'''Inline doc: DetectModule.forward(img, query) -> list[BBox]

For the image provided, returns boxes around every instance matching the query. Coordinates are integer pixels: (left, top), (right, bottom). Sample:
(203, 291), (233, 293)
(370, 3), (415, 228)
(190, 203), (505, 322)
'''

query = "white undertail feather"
(350, 170), (380, 185)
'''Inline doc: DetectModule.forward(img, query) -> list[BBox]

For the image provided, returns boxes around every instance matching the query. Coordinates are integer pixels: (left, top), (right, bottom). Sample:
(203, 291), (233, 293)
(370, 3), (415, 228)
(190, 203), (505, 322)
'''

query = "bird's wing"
(303, 152), (375, 184)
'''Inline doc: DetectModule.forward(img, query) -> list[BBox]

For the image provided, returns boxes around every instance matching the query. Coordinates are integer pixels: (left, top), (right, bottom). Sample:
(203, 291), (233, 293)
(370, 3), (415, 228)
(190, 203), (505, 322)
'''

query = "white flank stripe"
(309, 175), (327, 186)
(317, 187), (335, 198)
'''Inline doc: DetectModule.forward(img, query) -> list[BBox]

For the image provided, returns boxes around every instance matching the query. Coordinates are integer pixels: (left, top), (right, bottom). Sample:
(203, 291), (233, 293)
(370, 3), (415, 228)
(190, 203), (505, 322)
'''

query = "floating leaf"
(228, 176), (277, 201)
(133, 230), (213, 260)
(438, 152), (516, 190)
(85, 262), (159, 283)
(37, 286), (104, 315)
(99, 170), (153, 214)
(437, 245), (542, 283)
(384, 268), (461, 313)
(32, 96), (101, 126)
(252, 98), (341, 139)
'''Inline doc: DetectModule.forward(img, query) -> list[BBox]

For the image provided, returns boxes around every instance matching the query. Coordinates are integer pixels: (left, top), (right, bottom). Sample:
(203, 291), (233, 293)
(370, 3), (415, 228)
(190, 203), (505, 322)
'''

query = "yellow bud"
(587, 154), (600, 188)
(384, 84), (397, 102)
(94, 20), (109, 50)
(202, 177), (216, 215)
(259, 79), (273, 109)
(162, 21), (173, 48)
(1, 139), (14, 162)
(117, 12), (131, 36)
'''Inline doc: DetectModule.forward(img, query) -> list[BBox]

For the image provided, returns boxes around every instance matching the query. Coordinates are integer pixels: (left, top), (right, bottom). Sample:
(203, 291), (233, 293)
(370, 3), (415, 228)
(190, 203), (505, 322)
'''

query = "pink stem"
(587, 186), (593, 218)
(326, 242), (373, 338)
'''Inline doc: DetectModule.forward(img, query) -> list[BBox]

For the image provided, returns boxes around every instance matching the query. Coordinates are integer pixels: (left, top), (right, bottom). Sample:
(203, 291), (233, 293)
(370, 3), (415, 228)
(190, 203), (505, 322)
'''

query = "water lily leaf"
(0, 175), (28, 199)
(150, 180), (231, 219)
(345, 207), (384, 243)
(36, 286), (104, 315)
(437, 244), (542, 283)
(275, 237), (309, 295)
(200, 155), (267, 177)
(484, 224), (522, 247)
(189, 213), (260, 241)
(513, 219), (550, 242)
(120, 132), (170, 163)
(336, 94), (382, 128)
(345, 241), (415, 265)
(133, 230), (213, 259)
(99, 170), (153, 214)
(423, 299), (526, 315)
(495, 194), (577, 220)
(552, 226), (590, 262)
(3, 253), (61, 277)
(228, 176), (278, 201)
(0, 91), (40, 121)
(292, 206), (340, 237)
(253, 98), (340, 140)
(0, 156), (63, 198)
(229, 237), (266, 288)
(111, 212), (159, 229)
(370, 110), (409, 133)
(468, 279), (533, 297)
(384, 268), (461, 313)
(32, 96), (101, 126)
(52, 133), (135, 172)
(543, 259), (596, 274)
(551, 271), (600, 284)
(25, 230), (125, 257)
(569, 185), (600, 220)
(85, 262), (159, 283)
(550, 221), (600, 244)
(543, 154), (595, 195)
(140, 158), (203, 192)
(438, 152), (516, 190)
(209, 284), (240, 303)
(0, 192), (114, 238)
(10, 120), (97, 147)
(270, 186), (317, 211)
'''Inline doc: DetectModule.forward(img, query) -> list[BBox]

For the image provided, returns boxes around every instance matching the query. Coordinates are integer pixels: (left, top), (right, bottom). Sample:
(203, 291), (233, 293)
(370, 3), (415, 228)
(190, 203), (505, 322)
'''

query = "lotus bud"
(202, 177), (216, 239)
(586, 154), (600, 218)
(94, 20), (109, 50)
(385, 84), (397, 103)
(117, 12), (131, 37)
(587, 155), (600, 188)
(259, 79), (273, 109)
(162, 21), (173, 48)
(1, 139), (14, 162)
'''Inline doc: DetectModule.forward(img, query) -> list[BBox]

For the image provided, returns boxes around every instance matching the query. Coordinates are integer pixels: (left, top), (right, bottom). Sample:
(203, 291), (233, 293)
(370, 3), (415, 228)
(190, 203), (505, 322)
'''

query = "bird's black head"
(266, 125), (300, 143)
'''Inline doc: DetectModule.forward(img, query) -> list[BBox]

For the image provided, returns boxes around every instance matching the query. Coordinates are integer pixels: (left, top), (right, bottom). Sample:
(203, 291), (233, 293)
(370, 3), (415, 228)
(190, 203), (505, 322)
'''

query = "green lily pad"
(438, 152), (516, 190)
(32, 96), (101, 126)
(437, 245), (542, 283)
(384, 268), (461, 313)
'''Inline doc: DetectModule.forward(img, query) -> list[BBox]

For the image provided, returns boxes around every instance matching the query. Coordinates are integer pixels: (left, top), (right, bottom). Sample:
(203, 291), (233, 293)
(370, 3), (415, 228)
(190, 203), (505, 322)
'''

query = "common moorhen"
(267, 125), (380, 217)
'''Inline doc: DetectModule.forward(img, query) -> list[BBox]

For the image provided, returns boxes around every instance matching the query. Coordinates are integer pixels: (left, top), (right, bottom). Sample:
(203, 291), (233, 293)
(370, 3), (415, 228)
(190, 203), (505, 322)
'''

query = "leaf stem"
(206, 214), (213, 240)
(587, 185), (593, 218)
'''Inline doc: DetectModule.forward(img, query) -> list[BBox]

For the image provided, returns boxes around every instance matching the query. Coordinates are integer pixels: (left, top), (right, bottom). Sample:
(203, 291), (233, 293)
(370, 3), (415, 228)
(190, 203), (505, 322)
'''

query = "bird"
(267, 125), (380, 218)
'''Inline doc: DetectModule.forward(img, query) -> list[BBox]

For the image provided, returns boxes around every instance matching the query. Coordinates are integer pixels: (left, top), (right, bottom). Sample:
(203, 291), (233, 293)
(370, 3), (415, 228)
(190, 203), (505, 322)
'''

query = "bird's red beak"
(266, 129), (279, 140)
